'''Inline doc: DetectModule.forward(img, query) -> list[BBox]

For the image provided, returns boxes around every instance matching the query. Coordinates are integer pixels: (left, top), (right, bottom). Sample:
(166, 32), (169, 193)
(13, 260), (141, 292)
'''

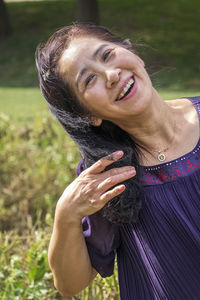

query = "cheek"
(85, 82), (107, 103)
(117, 49), (134, 62)
(82, 90), (103, 113)
(117, 49), (143, 71)
(83, 90), (109, 118)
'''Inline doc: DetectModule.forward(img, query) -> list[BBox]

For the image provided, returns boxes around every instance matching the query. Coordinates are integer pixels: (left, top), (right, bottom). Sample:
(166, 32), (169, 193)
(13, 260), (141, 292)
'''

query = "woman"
(35, 24), (200, 299)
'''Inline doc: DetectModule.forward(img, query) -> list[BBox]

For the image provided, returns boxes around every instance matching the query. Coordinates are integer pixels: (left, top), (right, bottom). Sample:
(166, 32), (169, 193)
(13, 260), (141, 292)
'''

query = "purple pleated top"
(77, 96), (200, 300)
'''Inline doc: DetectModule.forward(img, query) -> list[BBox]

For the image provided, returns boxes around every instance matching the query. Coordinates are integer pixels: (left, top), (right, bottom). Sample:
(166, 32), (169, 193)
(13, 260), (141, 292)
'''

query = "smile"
(116, 76), (137, 102)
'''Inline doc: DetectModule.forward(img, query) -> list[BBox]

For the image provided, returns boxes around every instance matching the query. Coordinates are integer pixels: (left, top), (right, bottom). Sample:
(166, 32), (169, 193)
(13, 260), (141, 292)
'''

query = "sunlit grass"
(0, 88), (47, 122)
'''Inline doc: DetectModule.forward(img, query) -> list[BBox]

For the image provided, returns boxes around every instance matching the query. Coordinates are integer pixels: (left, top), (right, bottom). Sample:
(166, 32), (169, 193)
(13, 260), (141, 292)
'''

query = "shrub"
(0, 112), (80, 232)
(0, 229), (119, 300)
(0, 113), (120, 299)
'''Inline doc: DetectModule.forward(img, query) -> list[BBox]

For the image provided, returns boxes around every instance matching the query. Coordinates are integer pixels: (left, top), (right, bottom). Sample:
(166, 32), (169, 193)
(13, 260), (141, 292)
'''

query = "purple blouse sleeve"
(76, 159), (84, 176)
(77, 160), (121, 277)
(82, 211), (120, 277)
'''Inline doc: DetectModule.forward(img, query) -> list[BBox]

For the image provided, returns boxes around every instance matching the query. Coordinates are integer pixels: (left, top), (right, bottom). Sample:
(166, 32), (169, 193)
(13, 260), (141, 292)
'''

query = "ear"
(122, 38), (132, 48)
(90, 116), (102, 127)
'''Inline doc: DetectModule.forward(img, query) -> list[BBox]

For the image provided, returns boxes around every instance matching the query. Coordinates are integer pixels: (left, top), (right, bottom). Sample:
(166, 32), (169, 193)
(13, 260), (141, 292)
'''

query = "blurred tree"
(76, 0), (99, 25)
(0, 0), (12, 37)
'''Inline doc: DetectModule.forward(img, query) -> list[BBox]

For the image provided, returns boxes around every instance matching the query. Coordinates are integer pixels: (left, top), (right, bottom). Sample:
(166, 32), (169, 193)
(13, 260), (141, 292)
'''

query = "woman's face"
(58, 36), (154, 126)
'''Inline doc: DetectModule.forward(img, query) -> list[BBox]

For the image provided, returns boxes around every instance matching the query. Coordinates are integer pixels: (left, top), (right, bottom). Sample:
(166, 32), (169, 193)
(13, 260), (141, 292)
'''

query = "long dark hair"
(35, 23), (142, 224)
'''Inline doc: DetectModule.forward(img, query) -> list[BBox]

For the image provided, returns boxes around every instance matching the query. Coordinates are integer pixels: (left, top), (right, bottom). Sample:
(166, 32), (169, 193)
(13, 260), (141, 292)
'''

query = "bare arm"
(48, 217), (97, 297)
(48, 150), (136, 297)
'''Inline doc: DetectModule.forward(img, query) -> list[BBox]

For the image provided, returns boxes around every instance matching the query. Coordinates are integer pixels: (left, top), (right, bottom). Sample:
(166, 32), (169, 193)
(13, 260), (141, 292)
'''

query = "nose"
(105, 68), (121, 88)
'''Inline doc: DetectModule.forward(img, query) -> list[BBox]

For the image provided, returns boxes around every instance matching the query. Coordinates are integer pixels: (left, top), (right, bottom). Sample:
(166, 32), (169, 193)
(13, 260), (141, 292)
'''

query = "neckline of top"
(138, 96), (200, 170)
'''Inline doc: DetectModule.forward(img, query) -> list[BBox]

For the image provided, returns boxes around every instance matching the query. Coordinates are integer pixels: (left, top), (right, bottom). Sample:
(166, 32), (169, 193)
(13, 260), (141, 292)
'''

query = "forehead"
(58, 37), (111, 82)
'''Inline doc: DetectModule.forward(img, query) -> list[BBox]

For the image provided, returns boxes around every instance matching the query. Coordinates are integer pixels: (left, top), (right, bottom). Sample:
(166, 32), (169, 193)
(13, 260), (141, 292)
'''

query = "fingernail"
(128, 168), (135, 174)
(114, 151), (123, 157)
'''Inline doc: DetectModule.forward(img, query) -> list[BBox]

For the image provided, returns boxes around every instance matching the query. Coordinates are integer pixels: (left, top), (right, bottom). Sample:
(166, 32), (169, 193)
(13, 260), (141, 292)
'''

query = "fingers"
(83, 167), (135, 213)
(77, 151), (136, 215)
(87, 151), (124, 174)
(97, 166), (136, 191)
(100, 184), (126, 203)
(96, 166), (135, 208)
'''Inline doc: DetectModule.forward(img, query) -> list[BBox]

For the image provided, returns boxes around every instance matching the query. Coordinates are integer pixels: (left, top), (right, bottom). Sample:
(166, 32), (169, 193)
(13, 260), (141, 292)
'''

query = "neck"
(114, 90), (179, 153)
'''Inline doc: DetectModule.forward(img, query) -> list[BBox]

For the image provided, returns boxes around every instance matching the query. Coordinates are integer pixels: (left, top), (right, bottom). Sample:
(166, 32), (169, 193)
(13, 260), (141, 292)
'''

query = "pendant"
(158, 153), (166, 162)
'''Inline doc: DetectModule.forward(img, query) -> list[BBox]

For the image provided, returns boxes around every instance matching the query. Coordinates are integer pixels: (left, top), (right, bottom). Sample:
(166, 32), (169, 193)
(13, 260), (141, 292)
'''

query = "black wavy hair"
(35, 23), (143, 224)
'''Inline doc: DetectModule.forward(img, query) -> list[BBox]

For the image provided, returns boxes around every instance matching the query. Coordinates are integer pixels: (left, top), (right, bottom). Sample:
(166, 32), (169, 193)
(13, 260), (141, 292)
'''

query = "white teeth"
(117, 78), (135, 100)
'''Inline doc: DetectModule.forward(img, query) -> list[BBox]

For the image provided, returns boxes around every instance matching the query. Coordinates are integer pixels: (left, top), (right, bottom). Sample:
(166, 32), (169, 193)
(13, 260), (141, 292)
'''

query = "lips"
(116, 76), (136, 101)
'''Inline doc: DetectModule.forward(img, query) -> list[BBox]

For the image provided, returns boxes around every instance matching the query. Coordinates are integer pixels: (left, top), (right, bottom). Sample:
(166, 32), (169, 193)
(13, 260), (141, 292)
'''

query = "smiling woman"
(36, 24), (143, 225)
(57, 34), (152, 126)
(35, 24), (200, 299)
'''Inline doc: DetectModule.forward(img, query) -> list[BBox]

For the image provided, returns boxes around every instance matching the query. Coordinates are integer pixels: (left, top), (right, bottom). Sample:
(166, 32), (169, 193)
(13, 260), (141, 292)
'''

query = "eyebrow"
(92, 43), (109, 59)
(76, 43), (109, 90)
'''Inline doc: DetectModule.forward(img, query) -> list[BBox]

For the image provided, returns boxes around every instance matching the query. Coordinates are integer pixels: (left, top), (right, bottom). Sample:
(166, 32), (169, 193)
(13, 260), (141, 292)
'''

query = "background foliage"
(1, 0), (200, 89)
(0, 0), (200, 299)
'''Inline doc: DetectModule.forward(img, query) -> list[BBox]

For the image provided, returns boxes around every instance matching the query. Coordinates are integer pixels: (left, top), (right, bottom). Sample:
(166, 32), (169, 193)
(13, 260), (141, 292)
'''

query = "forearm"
(48, 217), (97, 297)
(48, 151), (135, 297)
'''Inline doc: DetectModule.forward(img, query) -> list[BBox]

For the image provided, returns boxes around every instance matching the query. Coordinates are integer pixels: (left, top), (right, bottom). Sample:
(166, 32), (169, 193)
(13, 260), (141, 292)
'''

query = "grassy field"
(0, 88), (46, 121)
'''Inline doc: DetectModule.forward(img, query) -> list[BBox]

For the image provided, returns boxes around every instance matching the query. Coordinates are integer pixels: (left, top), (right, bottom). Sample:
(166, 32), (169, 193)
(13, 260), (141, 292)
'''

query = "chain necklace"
(138, 121), (177, 163)
(150, 122), (177, 162)
(155, 148), (170, 162)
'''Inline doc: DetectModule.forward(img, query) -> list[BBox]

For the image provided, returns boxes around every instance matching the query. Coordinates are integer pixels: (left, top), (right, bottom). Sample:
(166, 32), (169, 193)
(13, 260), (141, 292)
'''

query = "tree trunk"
(0, 0), (12, 37)
(76, 0), (99, 25)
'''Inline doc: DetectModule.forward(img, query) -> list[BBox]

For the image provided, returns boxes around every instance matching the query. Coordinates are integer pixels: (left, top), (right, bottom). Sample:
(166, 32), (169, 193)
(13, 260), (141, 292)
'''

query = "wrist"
(54, 203), (82, 229)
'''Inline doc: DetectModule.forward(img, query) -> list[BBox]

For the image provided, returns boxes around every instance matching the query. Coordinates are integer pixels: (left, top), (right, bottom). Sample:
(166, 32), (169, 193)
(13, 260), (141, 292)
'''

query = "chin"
(129, 85), (154, 113)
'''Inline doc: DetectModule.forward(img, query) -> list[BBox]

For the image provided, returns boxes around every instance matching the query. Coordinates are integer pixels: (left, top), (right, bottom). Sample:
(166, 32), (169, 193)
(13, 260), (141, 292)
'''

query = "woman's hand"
(55, 151), (136, 225)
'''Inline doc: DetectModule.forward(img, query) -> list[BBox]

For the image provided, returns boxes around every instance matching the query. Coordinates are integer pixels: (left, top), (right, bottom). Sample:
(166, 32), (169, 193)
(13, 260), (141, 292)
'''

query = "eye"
(102, 49), (112, 61)
(85, 74), (95, 87)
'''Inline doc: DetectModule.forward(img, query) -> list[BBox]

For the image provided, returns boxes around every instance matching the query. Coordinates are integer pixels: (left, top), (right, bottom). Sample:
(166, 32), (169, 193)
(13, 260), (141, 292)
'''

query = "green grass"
(0, 229), (120, 300)
(0, 88), (47, 121)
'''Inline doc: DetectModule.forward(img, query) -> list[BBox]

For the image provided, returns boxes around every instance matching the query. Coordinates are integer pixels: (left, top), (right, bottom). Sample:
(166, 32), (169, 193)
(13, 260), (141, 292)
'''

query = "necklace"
(150, 122), (177, 162)
(157, 149), (168, 162)
(138, 121), (177, 163)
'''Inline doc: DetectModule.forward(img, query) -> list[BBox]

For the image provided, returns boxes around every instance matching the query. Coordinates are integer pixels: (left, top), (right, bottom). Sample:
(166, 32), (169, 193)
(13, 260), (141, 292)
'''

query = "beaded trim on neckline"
(137, 96), (200, 186)
(138, 96), (200, 171)
(138, 147), (200, 186)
